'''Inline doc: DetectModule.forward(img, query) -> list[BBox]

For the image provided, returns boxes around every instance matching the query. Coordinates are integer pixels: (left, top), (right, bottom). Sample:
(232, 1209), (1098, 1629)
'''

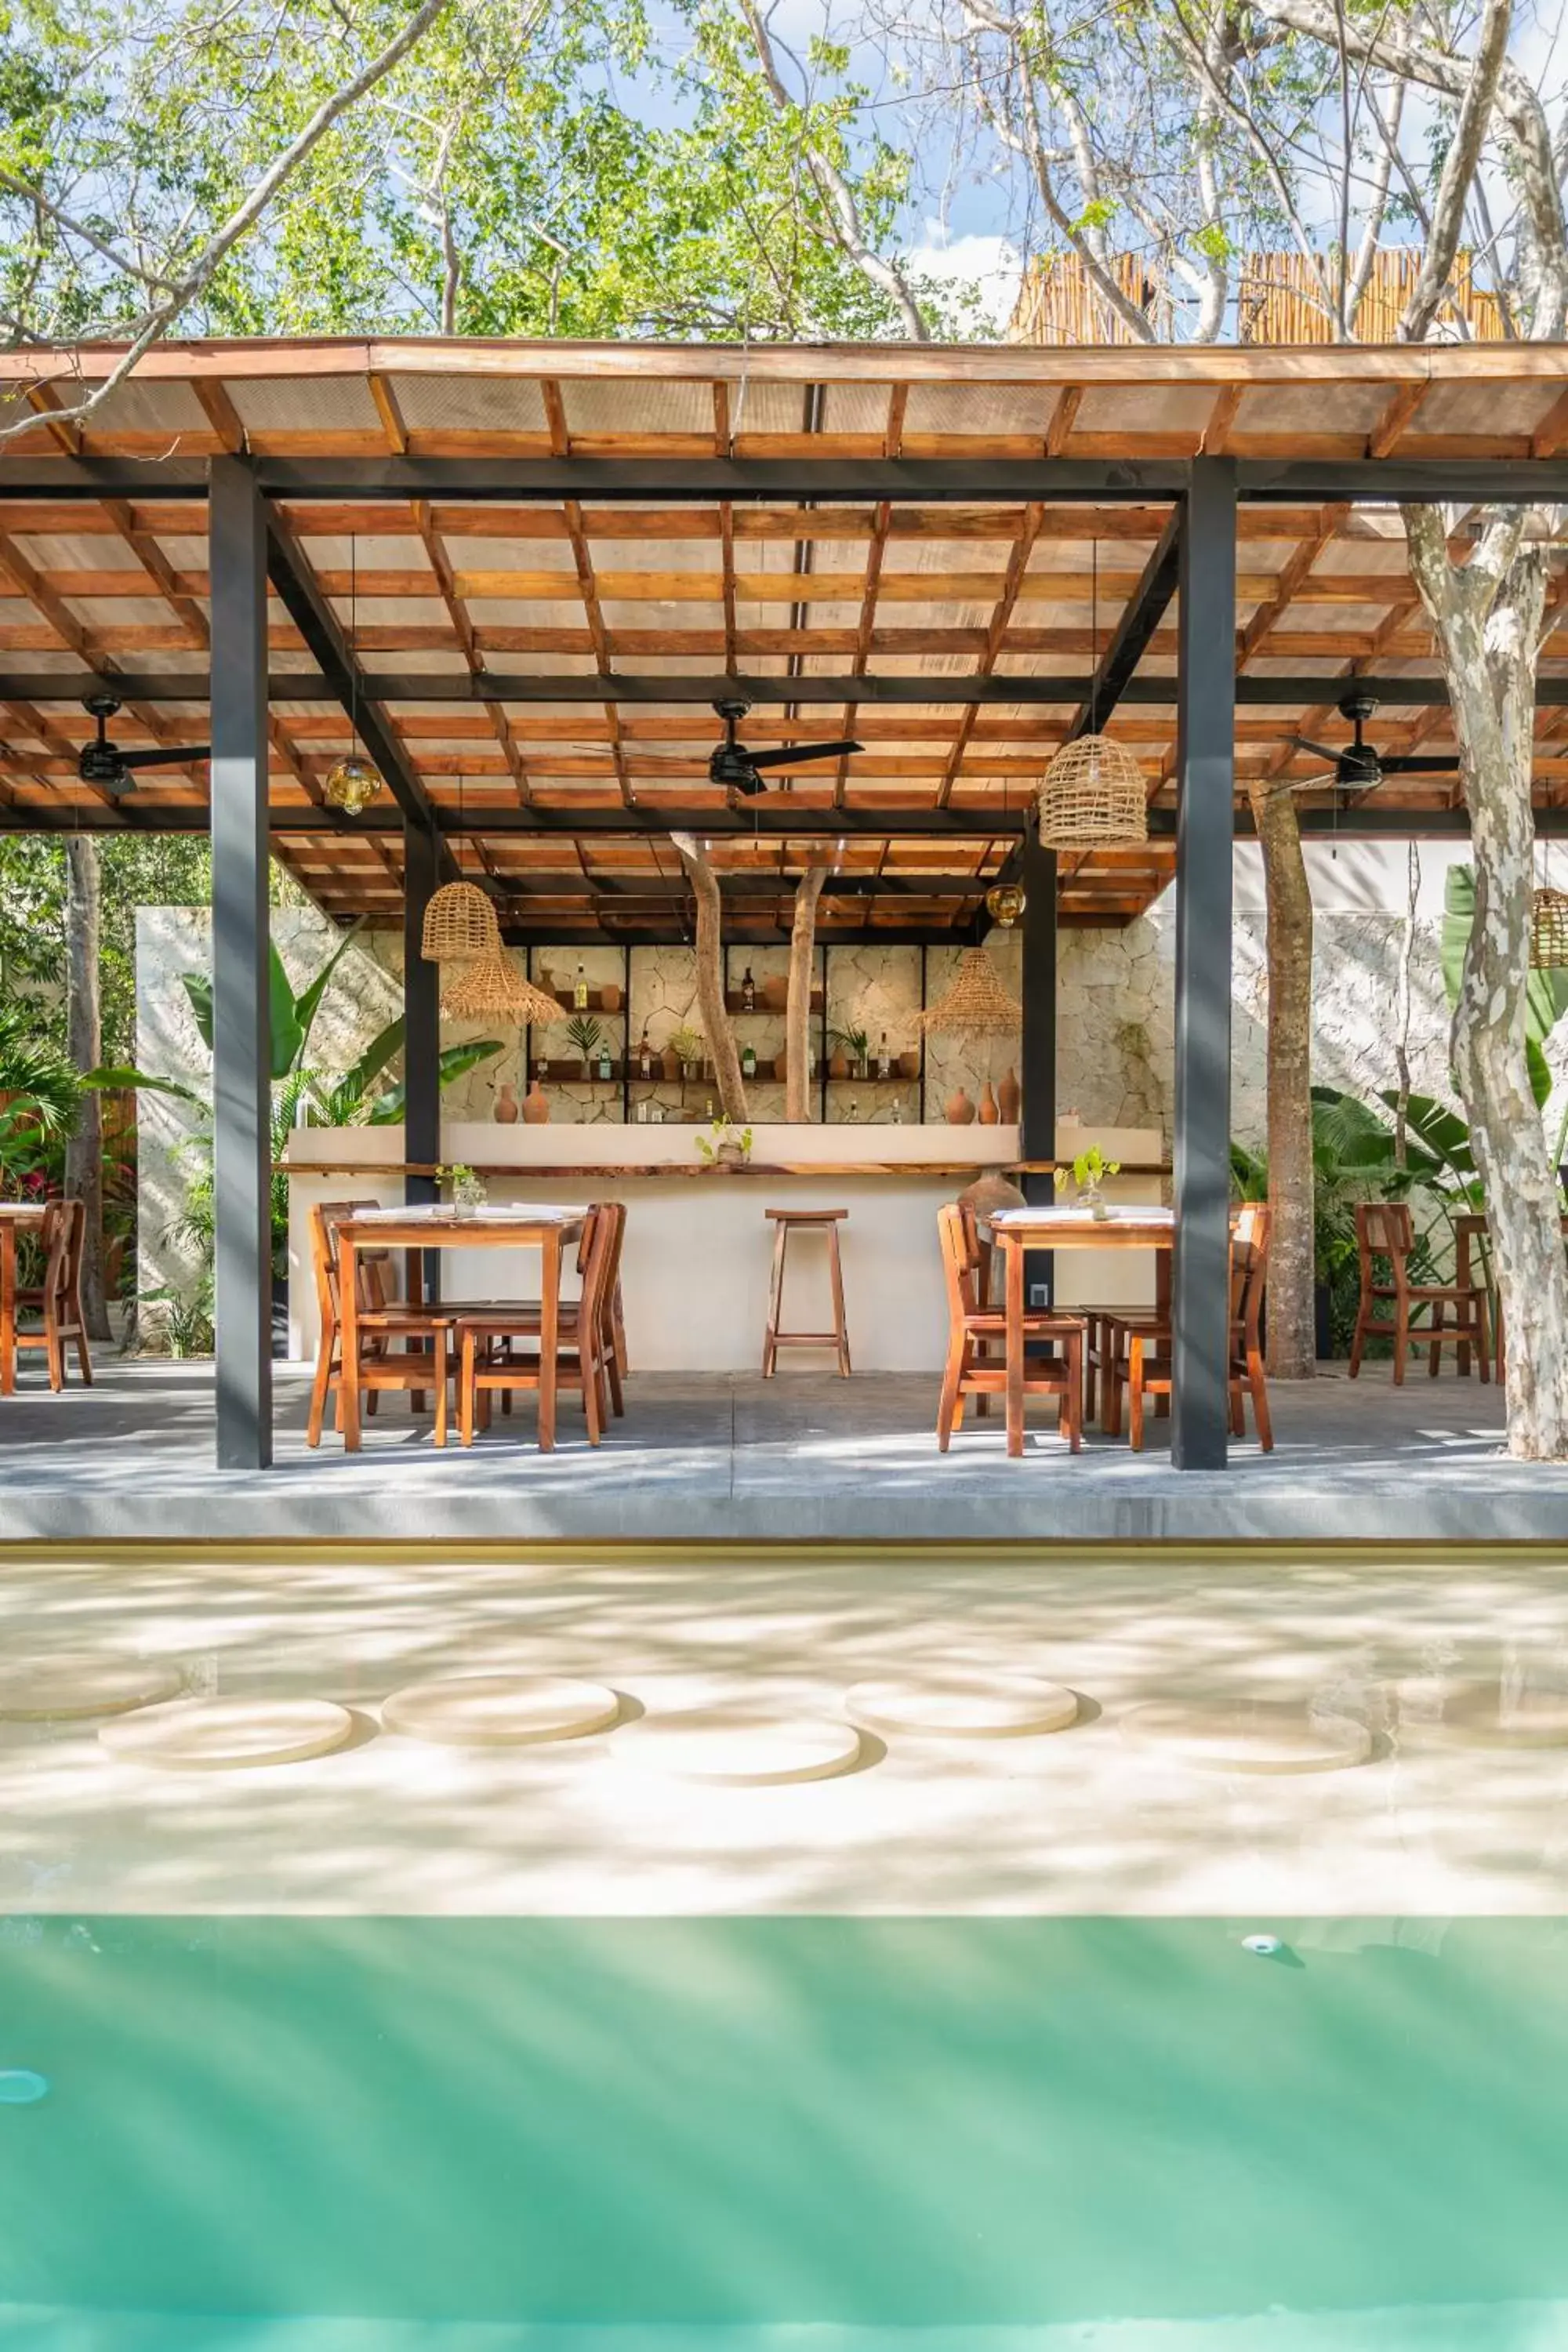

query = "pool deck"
(4, 1535), (1568, 1919)
(0, 1356), (1563, 1541)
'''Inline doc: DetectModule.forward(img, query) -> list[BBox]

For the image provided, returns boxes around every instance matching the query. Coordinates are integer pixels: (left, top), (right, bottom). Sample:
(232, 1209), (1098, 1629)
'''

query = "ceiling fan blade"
(1289, 735), (1341, 763)
(114, 744), (209, 770)
(1376, 754), (1461, 773)
(747, 740), (862, 769)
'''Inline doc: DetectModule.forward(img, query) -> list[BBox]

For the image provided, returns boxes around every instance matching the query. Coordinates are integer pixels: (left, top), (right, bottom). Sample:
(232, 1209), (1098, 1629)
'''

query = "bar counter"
(285, 1121), (1163, 1372)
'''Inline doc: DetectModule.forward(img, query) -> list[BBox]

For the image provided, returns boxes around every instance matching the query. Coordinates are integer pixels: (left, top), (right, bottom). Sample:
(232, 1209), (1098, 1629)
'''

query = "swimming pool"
(4, 1916), (1568, 2347)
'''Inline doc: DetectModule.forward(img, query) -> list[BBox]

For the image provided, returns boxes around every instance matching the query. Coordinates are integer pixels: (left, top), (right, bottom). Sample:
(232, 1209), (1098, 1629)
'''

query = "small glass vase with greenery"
(695, 1116), (753, 1170)
(1071, 1146), (1120, 1218)
(439, 1160), (486, 1216)
(670, 1022), (705, 1083)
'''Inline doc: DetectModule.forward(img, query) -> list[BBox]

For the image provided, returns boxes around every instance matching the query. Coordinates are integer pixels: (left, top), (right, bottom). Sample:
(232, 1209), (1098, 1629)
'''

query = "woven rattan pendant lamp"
(1531, 887), (1568, 968)
(420, 769), (503, 964)
(916, 946), (1022, 1036)
(440, 950), (564, 1024)
(1036, 540), (1146, 851)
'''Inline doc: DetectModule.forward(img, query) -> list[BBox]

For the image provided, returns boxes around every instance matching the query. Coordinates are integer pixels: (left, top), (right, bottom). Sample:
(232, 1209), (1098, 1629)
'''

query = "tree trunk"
(786, 867), (827, 1122)
(64, 835), (112, 1341)
(670, 833), (749, 1123)
(1405, 503), (1568, 1458)
(1247, 778), (1317, 1377)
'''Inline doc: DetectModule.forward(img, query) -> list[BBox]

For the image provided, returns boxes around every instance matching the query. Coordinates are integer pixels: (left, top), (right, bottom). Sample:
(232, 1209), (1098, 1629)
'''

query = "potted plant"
(565, 1013), (603, 1079)
(670, 1022), (705, 1083)
(829, 1024), (869, 1080)
(439, 1161), (487, 1217)
(1071, 1146), (1120, 1218)
(695, 1116), (753, 1171)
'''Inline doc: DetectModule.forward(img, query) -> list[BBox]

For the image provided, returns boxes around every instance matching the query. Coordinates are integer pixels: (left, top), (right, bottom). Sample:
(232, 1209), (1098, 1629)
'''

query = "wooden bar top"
(282, 1157), (1174, 1181)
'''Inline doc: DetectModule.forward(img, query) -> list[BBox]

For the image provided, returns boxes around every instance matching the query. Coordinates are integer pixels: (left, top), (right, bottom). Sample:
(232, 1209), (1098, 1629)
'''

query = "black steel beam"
(1238, 459), (1568, 504)
(20, 799), (1568, 839)
(0, 456), (209, 497)
(1171, 457), (1236, 1473)
(1068, 506), (1184, 744)
(9, 667), (1568, 710)
(499, 923), (981, 948)
(252, 457), (1193, 503)
(263, 506), (457, 879)
(208, 457), (273, 1472)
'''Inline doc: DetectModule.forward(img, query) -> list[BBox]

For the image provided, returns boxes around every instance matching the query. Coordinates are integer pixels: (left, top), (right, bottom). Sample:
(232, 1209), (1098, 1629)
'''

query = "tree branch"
(1399, 0), (1512, 340)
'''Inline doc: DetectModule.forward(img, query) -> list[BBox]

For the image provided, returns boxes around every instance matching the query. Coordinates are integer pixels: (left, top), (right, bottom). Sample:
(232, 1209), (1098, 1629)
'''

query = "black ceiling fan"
(709, 695), (860, 797)
(77, 693), (209, 797)
(1287, 691), (1460, 793)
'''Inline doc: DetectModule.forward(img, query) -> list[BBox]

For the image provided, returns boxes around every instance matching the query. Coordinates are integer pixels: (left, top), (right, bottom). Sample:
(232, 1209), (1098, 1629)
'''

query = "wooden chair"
(14, 1198), (93, 1390)
(456, 1203), (617, 1447)
(305, 1200), (458, 1448)
(762, 1207), (851, 1377)
(481, 1199), (629, 1420)
(1103, 1204), (1275, 1452)
(936, 1202), (1085, 1451)
(1348, 1200), (1490, 1385)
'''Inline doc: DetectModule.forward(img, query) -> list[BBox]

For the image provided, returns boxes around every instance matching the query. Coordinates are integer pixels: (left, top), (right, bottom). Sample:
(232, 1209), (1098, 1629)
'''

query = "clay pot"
(522, 1080), (550, 1125)
(661, 1045), (681, 1080)
(946, 1087), (976, 1126)
(829, 1049), (850, 1080)
(958, 1168), (1027, 1222)
(763, 975), (789, 1011)
(493, 1083), (519, 1125)
(998, 1065), (1022, 1124)
(601, 982), (622, 1014)
(898, 1050), (921, 1081)
(978, 1080), (1000, 1127)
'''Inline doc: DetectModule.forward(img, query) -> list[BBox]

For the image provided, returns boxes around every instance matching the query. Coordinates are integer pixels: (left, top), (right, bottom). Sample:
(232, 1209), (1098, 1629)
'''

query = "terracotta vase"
(978, 1080), (1000, 1127)
(763, 975), (789, 1011)
(997, 1065), (1022, 1124)
(946, 1087), (976, 1126)
(661, 1045), (681, 1080)
(522, 1080), (550, 1125)
(898, 1050), (921, 1081)
(601, 982), (622, 1013)
(829, 1049), (850, 1080)
(493, 1082), (519, 1125)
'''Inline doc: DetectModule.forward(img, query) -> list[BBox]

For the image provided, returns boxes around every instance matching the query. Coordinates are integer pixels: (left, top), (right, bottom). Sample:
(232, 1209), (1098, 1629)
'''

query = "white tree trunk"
(670, 833), (749, 1124)
(1247, 779), (1317, 1377)
(786, 867), (827, 1122)
(64, 836), (112, 1341)
(1405, 503), (1568, 1457)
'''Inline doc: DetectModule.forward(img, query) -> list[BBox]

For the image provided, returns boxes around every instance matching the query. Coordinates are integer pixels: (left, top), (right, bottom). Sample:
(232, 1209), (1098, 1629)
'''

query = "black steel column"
(1019, 836), (1058, 1305)
(402, 818), (441, 1207)
(209, 458), (272, 1470)
(1171, 459), (1237, 1469)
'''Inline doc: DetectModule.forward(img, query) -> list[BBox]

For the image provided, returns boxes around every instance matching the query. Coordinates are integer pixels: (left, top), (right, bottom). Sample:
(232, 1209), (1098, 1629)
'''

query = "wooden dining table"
(0, 1201), (48, 1397)
(985, 1204), (1175, 1458)
(332, 1202), (589, 1453)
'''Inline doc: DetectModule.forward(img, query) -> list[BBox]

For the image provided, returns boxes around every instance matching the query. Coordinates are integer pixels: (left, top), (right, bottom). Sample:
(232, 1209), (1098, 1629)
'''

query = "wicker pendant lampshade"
(1532, 887), (1568, 968)
(421, 879), (502, 965)
(916, 946), (1022, 1036)
(440, 950), (563, 1024)
(1036, 733), (1147, 849)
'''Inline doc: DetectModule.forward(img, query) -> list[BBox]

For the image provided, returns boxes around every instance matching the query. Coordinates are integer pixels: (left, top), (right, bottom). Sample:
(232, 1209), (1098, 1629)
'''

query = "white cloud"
(905, 229), (1023, 335)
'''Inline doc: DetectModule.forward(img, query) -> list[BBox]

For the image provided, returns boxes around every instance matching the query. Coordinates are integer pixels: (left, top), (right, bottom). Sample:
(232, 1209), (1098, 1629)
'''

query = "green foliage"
(1440, 862), (1568, 1110)
(0, 834), (210, 1065)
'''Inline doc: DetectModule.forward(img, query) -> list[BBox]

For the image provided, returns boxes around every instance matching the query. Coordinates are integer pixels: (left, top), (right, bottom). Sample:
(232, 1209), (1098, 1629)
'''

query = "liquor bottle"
(741, 1040), (757, 1080)
(706, 1098), (715, 1120)
(846, 1094), (858, 1124)
(597, 1041), (612, 1082)
(891, 1097), (904, 1125)
(637, 1030), (653, 1079)
(741, 964), (756, 1011)
(877, 1030), (891, 1079)
(574, 960), (589, 1010)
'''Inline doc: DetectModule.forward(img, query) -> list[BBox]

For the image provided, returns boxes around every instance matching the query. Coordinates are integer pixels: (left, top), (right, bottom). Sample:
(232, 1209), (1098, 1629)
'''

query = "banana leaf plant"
(1441, 862), (1568, 1114)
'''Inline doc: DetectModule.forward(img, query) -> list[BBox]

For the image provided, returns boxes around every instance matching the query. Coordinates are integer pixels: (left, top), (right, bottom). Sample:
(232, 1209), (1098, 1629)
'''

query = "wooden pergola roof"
(1, 336), (1566, 938)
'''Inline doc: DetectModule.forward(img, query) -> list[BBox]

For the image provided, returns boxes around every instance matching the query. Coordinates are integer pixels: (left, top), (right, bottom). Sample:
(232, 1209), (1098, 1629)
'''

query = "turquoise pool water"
(3, 1918), (1568, 2348)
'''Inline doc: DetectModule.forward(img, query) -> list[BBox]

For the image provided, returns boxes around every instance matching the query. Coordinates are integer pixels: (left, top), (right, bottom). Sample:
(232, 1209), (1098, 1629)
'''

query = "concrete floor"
(5, 1537), (1568, 1918)
(0, 1356), (1563, 1538)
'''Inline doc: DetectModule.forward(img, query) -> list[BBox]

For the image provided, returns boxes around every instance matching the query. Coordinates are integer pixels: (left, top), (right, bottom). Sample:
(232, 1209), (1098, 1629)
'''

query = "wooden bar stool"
(762, 1208), (851, 1377)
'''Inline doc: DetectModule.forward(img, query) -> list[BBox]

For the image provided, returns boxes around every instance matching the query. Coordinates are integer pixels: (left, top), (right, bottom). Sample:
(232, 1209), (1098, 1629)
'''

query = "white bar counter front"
(285, 1121), (1162, 1373)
